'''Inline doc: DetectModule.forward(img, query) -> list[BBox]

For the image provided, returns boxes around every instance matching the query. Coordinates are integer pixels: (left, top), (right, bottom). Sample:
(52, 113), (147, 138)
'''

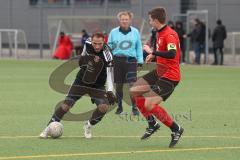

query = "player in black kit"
(40, 32), (116, 139)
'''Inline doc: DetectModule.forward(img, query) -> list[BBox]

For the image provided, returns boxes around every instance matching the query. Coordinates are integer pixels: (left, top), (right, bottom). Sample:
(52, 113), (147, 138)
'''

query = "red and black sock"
(170, 121), (180, 132)
(149, 104), (179, 132)
(149, 104), (173, 127)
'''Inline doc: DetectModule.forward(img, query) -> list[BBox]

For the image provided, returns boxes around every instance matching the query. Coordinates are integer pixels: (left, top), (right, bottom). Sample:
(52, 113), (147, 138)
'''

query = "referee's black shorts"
(142, 70), (179, 101)
(113, 55), (137, 84)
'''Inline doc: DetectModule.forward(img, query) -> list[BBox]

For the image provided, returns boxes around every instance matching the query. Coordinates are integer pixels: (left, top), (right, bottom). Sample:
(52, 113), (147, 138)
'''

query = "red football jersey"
(155, 25), (181, 81)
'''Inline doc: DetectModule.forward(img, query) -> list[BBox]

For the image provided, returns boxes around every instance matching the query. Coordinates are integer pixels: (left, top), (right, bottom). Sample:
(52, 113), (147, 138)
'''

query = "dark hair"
(194, 18), (201, 24)
(60, 32), (65, 36)
(148, 7), (166, 24)
(167, 20), (175, 29)
(217, 19), (222, 25)
(82, 29), (87, 33)
(176, 21), (183, 27)
(91, 31), (105, 39)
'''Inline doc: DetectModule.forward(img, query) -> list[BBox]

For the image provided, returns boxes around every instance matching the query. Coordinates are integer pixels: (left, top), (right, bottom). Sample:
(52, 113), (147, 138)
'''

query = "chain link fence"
(0, 0), (239, 61)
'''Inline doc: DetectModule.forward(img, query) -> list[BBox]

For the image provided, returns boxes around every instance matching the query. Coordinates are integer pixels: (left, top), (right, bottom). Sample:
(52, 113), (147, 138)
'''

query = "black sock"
(147, 115), (157, 127)
(89, 108), (106, 126)
(48, 107), (67, 125)
(170, 121), (180, 132)
(116, 83), (123, 109)
(116, 94), (123, 110)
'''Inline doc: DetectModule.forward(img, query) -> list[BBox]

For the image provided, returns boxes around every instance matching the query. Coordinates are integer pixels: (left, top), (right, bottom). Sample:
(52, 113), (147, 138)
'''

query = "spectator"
(212, 19), (227, 65)
(103, 31), (108, 43)
(167, 20), (175, 30)
(188, 18), (206, 64)
(175, 21), (186, 63)
(52, 32), (73, 60)
(108, 11), (143, 115)
(75, 29), (89, 55)
(81, 29), (89, 46)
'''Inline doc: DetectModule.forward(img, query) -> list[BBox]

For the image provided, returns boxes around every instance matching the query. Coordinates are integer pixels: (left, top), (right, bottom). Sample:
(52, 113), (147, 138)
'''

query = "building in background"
(0, 0), (239, 48)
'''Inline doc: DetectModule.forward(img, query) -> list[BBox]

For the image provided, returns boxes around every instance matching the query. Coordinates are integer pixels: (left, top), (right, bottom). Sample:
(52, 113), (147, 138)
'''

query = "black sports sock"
(116, 83), (123, 109)
(170, 121), (180, 132)
(147, 115), (157, 127)
(48, 107), (67, 125)
(89, 108), (106, 125)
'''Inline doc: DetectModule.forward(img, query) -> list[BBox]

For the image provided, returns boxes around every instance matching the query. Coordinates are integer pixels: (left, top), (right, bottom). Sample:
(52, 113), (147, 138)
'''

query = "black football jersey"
(77, 38), (113, 87)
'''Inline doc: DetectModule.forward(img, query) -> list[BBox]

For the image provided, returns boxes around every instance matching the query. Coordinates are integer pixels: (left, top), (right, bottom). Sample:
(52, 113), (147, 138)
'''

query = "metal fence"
(0, 0), (240, 58)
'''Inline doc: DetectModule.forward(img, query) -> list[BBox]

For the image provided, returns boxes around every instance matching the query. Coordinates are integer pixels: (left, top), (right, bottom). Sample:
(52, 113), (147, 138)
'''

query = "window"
(29, 0), (130, 7)
(29, 0), (39, 5)
(74, 0), (104, 6)
(29, 0), (71, 6)
(74, 0), (130, 7)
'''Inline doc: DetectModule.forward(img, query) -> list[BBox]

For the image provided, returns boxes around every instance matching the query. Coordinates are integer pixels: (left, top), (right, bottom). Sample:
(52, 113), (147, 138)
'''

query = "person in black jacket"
(212, 19), (227, 65)
(188, 18), (206, 64)
(175, 21), (186, 63)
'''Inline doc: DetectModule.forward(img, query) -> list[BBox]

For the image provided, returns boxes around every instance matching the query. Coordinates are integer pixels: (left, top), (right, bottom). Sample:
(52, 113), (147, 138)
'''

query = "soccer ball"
(48, 122), (63, 139)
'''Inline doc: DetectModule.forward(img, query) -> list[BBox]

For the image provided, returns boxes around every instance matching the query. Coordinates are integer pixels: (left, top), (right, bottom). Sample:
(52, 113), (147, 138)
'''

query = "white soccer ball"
(48, 122), (63, 139)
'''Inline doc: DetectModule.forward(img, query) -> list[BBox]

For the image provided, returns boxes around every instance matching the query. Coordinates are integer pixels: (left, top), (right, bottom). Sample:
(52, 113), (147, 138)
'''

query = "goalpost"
(0, 29), (28, 59)
(225, 32), (240, 63)
(47, 16), (147, 54)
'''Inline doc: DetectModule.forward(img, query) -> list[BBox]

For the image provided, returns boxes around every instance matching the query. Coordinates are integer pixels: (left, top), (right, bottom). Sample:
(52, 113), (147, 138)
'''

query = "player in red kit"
(130, 7), (184, 148)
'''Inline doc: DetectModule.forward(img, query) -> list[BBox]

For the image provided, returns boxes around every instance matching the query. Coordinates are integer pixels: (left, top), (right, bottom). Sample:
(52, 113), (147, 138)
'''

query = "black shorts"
(64, 78), (109, 107)
(142, 70), (179, 101)
(113, 56), (137, 83)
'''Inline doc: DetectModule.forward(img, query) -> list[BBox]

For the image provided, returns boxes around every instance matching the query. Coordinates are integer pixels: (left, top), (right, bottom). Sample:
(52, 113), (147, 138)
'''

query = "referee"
(108, 11), (143, 115)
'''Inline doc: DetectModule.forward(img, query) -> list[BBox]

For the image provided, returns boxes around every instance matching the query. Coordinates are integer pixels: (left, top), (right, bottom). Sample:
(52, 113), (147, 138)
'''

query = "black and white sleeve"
(106, 63), (114, 92)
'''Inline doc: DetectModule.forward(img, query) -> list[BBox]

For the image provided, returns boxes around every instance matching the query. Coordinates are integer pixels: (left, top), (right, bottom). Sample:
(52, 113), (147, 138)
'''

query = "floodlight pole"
(39, 0), (44, 58)
(104, 0), (109, 16)
(8, 0), (13, 29)
(140, 0), (144, 18)
(0, 32), (2, 57)
(8, 0), (13, 57)
(70, 0), (75, 33)
(216, 0), (220, 20)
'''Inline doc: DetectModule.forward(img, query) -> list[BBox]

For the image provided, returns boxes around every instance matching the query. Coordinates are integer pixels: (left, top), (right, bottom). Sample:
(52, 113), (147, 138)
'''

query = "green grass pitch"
(0, 59), (240, 160)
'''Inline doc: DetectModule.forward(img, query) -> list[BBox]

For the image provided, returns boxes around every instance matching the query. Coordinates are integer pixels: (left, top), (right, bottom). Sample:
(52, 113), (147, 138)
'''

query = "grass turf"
(0, 59), (240, 160)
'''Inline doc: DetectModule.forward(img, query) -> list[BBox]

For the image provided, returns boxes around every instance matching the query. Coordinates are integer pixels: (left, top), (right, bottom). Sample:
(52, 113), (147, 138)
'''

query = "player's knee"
(144, 100), (153, 111)
(129, 86), (138, 97)
(129, 89), (135, 98)
(61, 103), (71, 112)
(144, 98), (161, 111)
(98, 104), (109, 113)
